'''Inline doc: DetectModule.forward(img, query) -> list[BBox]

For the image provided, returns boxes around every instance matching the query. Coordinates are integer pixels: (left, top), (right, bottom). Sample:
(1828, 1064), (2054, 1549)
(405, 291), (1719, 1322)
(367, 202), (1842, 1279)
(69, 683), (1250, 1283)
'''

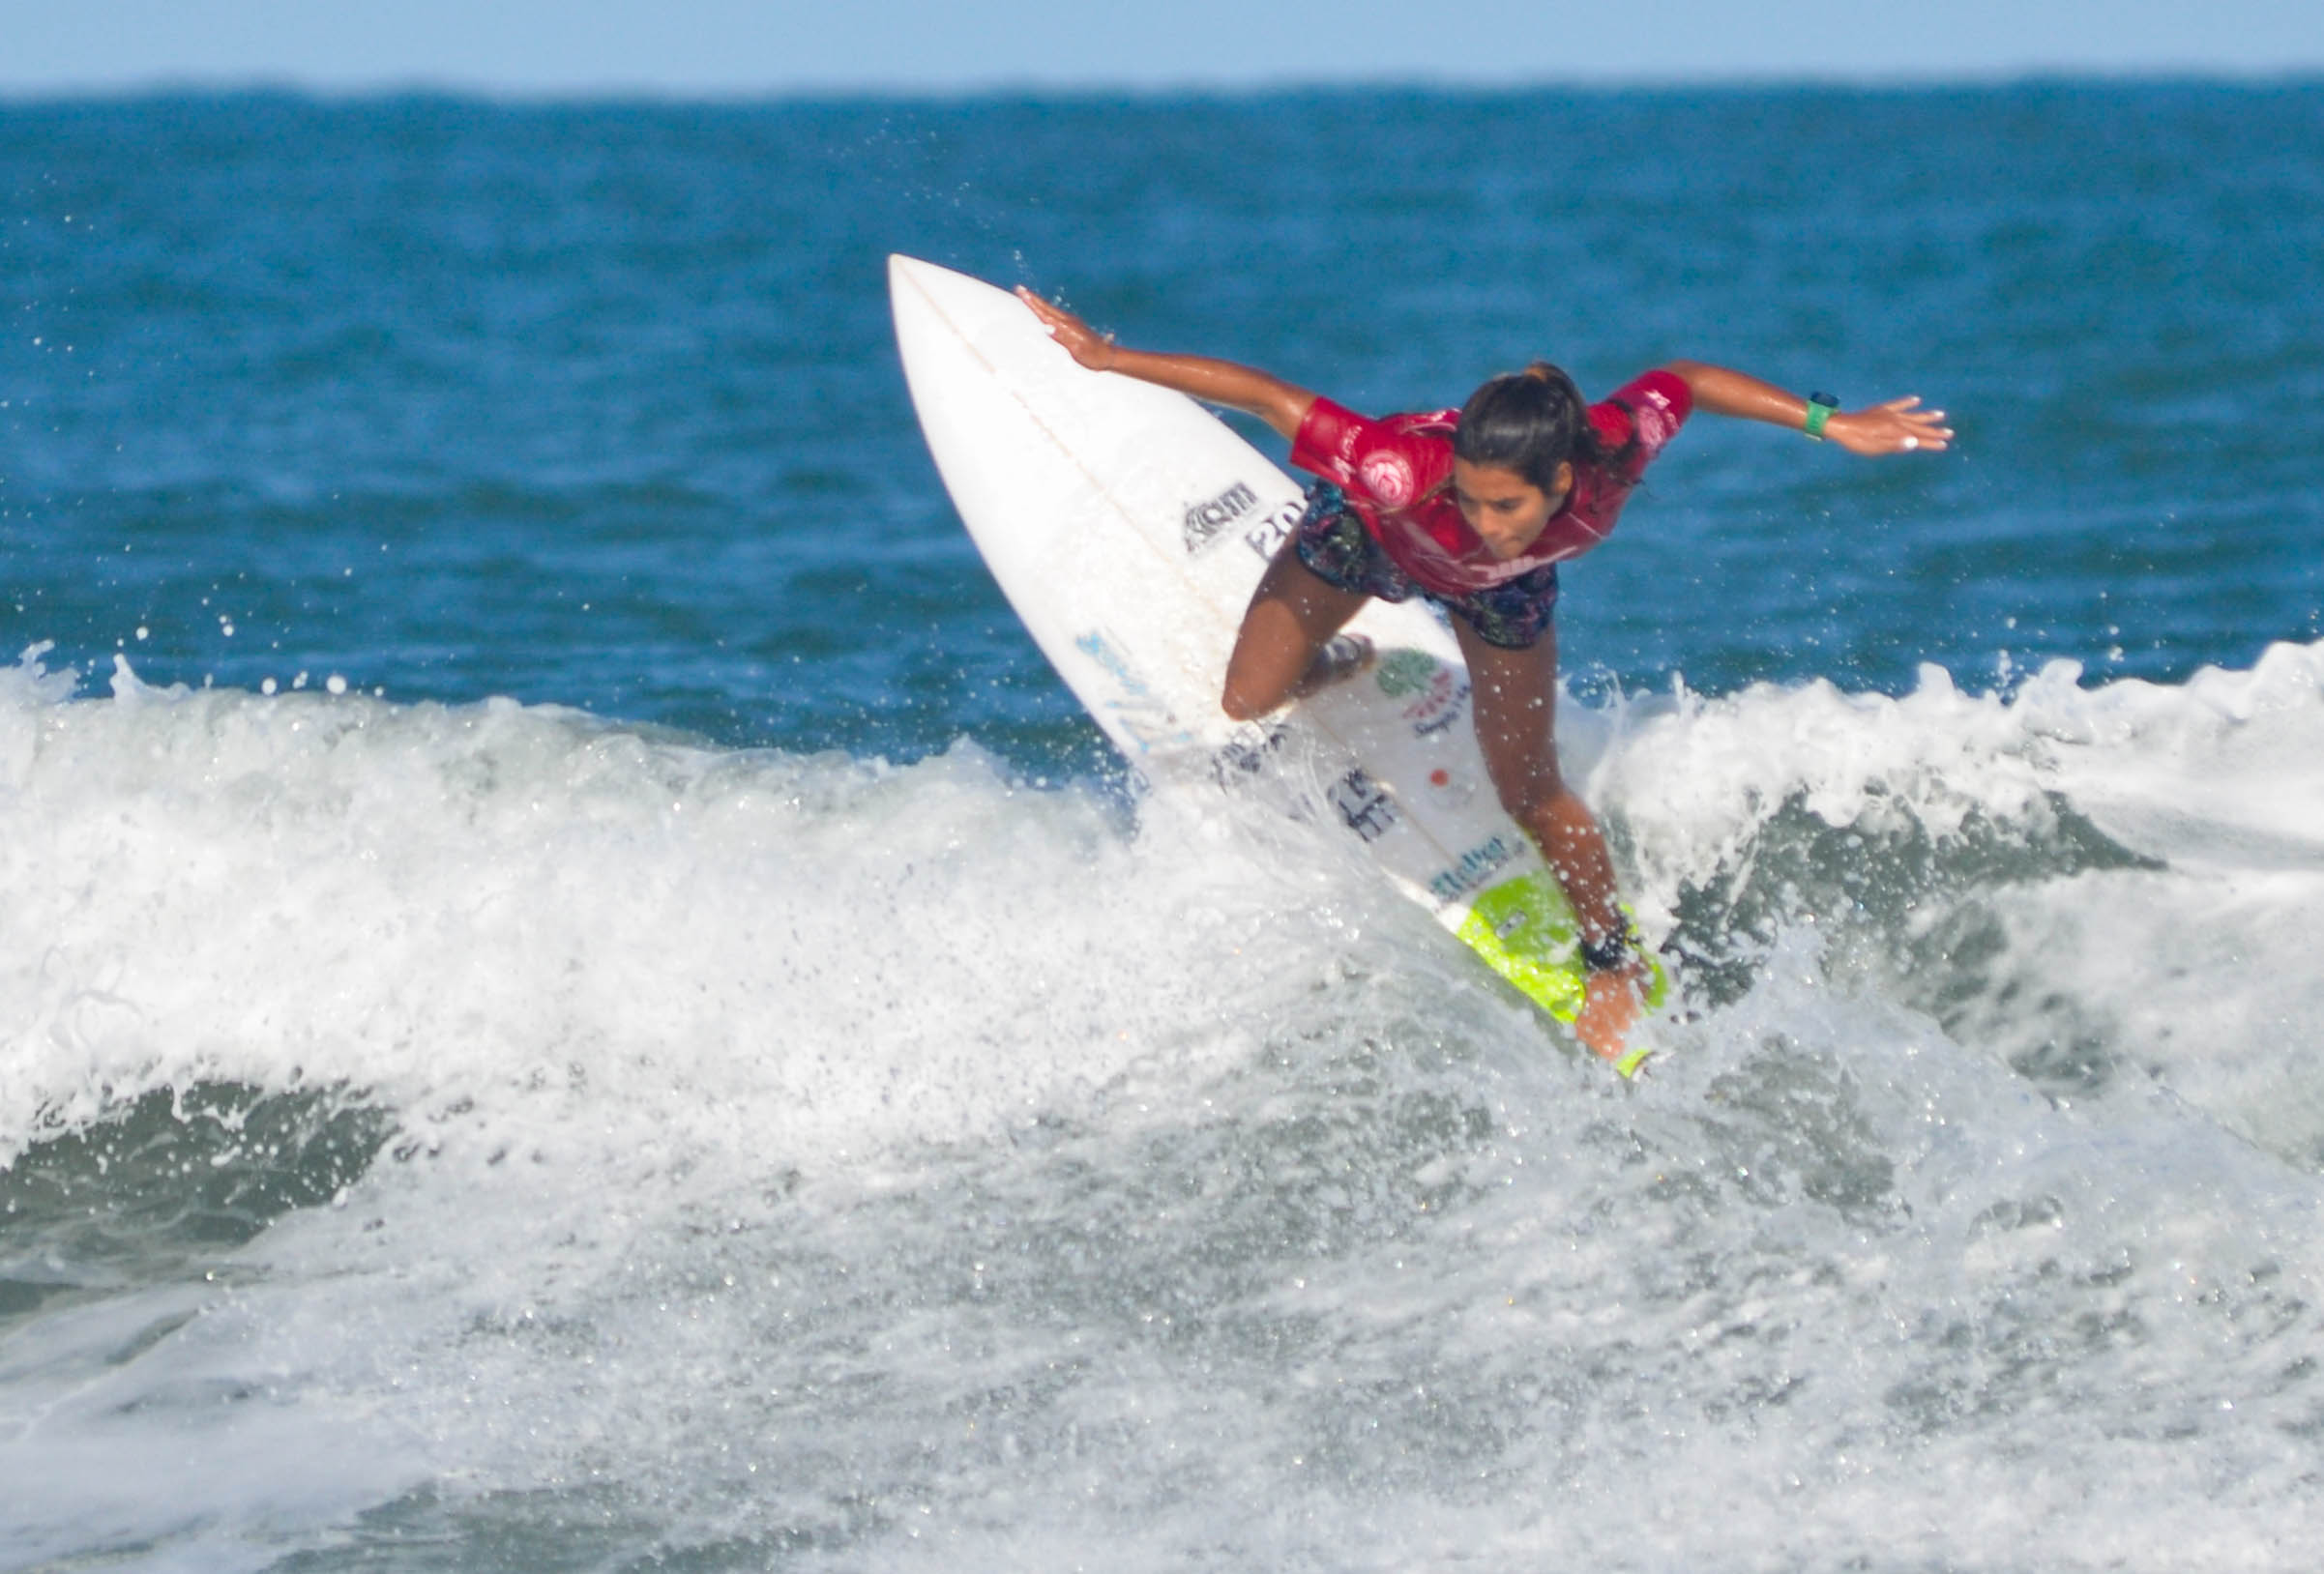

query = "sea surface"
(4, 83), (2323, 1571)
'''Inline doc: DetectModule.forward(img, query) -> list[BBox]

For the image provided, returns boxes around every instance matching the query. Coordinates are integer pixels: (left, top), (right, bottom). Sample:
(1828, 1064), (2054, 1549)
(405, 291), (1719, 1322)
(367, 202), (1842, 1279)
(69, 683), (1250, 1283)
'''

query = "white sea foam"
(5, 641), (2324, 1570)
(1595, 637), (2324, 1161)
(0, 648), (1338, 1175)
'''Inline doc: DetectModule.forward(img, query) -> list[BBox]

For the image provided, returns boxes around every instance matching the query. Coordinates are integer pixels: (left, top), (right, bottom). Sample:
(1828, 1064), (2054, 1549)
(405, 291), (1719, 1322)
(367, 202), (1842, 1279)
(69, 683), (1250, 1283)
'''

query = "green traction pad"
(1454, 870), (1669, 1071)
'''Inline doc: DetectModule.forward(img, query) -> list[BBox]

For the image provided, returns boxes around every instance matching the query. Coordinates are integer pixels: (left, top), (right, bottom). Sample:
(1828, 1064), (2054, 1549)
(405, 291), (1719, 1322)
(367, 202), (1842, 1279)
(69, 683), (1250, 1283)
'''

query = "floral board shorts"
(1291, 482), (1561, 651)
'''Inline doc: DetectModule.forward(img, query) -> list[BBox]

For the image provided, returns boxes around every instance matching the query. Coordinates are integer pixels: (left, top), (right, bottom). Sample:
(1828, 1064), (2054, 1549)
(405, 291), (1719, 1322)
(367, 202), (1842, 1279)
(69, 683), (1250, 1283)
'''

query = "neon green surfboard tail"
(1454, 870), (1668, 1073)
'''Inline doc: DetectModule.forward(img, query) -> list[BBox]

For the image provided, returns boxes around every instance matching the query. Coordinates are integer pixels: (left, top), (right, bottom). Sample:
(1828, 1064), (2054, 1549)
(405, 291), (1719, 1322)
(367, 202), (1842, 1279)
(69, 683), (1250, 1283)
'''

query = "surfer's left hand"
(1828, 396), (1953, 455)
(1015, 287), (1118, 371)
(1574, 962), (1646, 1065)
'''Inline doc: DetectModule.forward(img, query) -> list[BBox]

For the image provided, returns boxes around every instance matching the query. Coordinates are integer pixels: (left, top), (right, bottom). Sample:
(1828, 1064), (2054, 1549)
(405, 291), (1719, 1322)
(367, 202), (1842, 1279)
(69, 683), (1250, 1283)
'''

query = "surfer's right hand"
(1826, 395), (1953, 456)
(1015, 286), (1118, 371)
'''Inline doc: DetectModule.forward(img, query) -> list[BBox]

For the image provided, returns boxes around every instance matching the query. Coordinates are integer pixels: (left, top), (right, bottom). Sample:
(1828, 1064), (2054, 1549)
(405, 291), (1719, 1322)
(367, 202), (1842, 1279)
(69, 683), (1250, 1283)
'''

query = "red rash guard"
(1287, 368), (1692, 597)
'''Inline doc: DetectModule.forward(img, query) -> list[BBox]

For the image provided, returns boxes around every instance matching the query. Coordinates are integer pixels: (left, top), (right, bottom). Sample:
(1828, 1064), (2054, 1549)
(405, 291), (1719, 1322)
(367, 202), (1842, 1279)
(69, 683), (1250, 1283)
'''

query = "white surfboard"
(888, 255), (1662, 1065)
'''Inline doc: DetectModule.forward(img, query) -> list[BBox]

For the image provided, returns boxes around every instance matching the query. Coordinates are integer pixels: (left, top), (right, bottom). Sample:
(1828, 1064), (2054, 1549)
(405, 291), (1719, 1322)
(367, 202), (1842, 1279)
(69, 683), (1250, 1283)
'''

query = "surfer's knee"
(1221, 642), (1311, 720)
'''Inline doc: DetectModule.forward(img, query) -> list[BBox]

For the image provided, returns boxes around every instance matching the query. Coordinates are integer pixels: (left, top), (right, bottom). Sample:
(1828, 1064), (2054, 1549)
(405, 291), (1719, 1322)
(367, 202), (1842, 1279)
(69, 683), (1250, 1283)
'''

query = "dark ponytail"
(1452, 362), (1626, 492)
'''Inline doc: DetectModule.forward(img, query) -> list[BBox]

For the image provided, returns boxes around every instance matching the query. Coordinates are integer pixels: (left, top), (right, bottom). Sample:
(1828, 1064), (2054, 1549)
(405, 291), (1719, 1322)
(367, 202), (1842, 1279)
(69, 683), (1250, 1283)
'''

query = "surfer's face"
(1453, 458), (1570, 559)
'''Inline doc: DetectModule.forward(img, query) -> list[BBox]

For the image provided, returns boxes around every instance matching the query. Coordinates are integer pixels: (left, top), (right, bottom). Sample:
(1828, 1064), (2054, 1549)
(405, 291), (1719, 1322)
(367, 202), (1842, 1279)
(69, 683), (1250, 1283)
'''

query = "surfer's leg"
(1456, 617), (1645, 1061)
(1221, 541), (1370, 721)
(1453, 617), (1626, 947)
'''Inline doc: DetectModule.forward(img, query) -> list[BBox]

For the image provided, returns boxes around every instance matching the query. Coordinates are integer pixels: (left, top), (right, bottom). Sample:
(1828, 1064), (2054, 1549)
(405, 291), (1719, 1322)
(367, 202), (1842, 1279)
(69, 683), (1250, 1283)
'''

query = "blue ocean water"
(4, 84), (2324, 1570)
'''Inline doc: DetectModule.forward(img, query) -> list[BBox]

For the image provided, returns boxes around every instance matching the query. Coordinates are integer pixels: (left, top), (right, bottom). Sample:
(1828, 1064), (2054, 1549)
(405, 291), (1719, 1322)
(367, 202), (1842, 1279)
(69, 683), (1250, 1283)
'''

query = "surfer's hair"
(1453, 363), (1626, 491)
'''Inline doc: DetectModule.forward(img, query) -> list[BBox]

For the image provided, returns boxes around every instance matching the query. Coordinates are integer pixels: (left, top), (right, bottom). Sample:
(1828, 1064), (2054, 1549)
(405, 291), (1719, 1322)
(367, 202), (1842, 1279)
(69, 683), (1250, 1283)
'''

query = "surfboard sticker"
(888, 254), (1662, 1061)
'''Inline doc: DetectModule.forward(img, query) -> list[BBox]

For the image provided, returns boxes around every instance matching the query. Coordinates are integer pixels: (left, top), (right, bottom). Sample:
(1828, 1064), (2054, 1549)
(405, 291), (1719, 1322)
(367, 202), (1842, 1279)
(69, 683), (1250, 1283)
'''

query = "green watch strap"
(1803, 393), (1839, 440)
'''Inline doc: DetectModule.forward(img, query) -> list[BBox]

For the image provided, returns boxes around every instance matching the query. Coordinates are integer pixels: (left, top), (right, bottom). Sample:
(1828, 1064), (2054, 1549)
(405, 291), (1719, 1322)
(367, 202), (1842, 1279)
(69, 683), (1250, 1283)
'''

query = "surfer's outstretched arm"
(1662, 360), (1954, 455)
(1016, 288), (1316, 440)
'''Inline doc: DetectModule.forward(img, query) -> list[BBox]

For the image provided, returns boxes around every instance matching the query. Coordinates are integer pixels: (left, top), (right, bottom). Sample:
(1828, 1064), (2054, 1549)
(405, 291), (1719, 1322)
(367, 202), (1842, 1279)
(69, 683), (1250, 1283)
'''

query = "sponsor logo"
(1241, 498), (1304, 562)
(1428, 834), (1516, 902)
(1405, 672), (1470, 736)
(1373, 650), (1469, 736)
(1327, 767), (1398, 843)
(1633, 385), (1680, 449)
(1371, 649), (1439, 697)
(1425, 765), (1475, 805)
(1073, 629), (1195, 756)
(1183, 481), (1260, 554)
(1210, 718), (1291, 788)
(1359, 452), (1415, 508)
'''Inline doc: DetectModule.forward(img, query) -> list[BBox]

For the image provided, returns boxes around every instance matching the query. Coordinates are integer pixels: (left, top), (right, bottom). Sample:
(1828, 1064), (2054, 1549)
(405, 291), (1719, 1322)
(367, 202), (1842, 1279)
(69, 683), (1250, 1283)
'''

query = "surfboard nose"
(888, 253), (1019, 348)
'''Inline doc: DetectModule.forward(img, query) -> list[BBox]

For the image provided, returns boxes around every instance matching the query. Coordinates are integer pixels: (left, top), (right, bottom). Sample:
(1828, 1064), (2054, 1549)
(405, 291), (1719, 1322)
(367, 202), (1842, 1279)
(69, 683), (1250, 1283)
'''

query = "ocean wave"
(1598, 638), (2324, 1160)
(0, 643), (1345, 1173)
(7, 639), (2324, 1568)
(8, 638), (2323, 1163)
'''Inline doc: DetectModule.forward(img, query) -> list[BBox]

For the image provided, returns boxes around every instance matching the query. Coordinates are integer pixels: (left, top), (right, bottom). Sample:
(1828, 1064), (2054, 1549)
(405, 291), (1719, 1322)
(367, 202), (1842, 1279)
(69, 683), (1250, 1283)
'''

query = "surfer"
(1017, 286), (1950, 1063)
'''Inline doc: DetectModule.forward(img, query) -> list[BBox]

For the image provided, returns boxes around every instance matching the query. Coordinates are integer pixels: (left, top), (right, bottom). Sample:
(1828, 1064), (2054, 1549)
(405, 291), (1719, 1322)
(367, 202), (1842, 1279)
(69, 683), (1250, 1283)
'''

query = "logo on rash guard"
(1633, 392), (1677, 450)
(1359, 452), (1415, 508)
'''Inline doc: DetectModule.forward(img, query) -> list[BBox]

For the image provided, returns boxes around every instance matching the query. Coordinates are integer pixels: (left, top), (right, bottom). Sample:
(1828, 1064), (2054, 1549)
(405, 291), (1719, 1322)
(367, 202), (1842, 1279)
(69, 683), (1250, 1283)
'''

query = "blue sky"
(6, 0), (2321, 95)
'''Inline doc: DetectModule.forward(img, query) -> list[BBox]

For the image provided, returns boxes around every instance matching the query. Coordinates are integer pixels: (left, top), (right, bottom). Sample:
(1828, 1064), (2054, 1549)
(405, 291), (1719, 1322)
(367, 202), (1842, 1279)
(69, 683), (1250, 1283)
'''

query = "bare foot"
(1287, 633), (1373, 701)
(1574, 964), (1647, 1073)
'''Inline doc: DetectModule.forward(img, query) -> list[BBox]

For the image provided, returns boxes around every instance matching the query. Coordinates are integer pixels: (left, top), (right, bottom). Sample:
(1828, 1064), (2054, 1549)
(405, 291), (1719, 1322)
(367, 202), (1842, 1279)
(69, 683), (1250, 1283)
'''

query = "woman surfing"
(1016, 285), (1951, 1064)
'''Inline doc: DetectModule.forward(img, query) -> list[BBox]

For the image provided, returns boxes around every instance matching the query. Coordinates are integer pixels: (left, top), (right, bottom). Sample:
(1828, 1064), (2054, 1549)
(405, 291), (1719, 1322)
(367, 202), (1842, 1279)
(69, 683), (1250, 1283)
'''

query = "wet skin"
(1015, 284), (1955, 1063)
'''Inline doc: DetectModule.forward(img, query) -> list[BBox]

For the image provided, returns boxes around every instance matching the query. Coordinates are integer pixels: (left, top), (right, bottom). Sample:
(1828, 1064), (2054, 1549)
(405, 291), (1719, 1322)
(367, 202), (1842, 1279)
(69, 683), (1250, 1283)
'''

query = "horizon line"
(6, 64), (2323, 108)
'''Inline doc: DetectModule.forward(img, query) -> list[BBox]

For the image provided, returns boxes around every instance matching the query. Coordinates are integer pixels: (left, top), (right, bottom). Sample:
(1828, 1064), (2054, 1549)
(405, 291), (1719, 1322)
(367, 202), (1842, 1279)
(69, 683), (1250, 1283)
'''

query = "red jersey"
(1287, 368), (1692, 597)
